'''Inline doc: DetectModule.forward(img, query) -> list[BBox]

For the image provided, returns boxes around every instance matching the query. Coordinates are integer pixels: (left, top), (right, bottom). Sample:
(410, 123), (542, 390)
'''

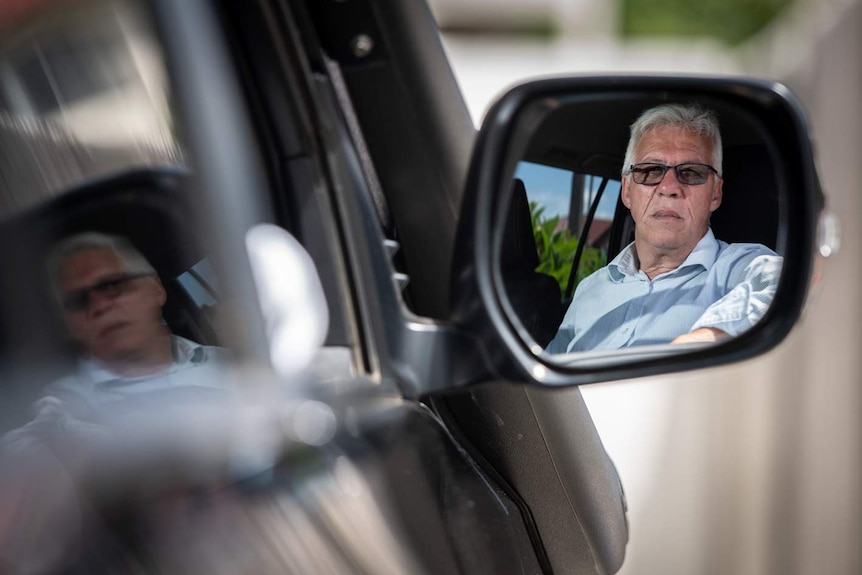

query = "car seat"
(710, 145), (779, 249)
(499, 179), (566, 347)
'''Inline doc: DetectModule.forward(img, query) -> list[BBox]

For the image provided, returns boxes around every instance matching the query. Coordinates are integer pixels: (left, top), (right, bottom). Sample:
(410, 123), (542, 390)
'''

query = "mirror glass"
(494, 91), (784, 368)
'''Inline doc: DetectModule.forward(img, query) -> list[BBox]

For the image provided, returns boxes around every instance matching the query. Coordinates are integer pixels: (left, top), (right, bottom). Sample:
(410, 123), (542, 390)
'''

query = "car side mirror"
(452, 76), (824, 386)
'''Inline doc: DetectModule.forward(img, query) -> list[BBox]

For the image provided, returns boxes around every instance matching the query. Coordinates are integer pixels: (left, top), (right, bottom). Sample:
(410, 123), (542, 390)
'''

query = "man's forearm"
(671, 327), (729, 345)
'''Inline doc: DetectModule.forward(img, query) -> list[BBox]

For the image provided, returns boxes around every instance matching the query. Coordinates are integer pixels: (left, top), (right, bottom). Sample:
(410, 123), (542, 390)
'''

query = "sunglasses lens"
(95, 278), (125, 298)
(631, 163), (714, 185)
(632, 165), (666, 185)
(62, 275), (139, 312)
(676, 164), (710, 185)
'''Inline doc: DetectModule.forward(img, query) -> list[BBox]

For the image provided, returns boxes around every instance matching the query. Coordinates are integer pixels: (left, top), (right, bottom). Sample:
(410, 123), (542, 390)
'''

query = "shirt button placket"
(627, 278), (652, 345)
(619, 276), (646, 346)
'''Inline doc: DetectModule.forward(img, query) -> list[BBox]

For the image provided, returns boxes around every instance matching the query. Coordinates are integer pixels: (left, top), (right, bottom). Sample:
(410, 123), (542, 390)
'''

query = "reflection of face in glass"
(58, 247), (168, 366)
(621, 126), (723, 268)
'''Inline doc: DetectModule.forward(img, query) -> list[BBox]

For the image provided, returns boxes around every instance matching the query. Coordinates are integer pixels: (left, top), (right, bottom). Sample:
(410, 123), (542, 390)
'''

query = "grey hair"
(622, 103), (723, 178)
(48, 232), (155, 289)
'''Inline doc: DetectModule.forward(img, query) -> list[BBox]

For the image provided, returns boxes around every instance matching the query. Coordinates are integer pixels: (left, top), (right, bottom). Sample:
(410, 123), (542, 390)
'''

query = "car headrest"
(710, 145), (779, 250)
(501, 178), (540, 270)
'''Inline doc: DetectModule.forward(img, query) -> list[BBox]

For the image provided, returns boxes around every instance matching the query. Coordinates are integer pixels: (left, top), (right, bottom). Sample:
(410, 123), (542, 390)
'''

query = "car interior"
(500, 178), (567, 347)
(501, 95), (782, 345)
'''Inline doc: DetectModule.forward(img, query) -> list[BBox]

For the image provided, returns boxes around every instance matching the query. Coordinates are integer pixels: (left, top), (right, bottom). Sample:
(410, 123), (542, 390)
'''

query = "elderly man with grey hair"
(547, 103), (782, 354)
(0, 232), (228, 573)
(39, 231), (227, 414)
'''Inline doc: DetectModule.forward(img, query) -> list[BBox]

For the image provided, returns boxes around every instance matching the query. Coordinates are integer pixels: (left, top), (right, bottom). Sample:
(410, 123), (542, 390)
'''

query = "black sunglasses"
(62, 272), (154, 312)
(628, 162), (719, 186)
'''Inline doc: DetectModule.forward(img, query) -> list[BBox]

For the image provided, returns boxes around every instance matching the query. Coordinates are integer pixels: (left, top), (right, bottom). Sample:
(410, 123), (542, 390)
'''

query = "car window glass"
(0, 3), (338, 571)
(0, 0), (183, 217)
(176, 258), (220, 308)
(0, 0), (242, 433)
(514, 160), (621, 294)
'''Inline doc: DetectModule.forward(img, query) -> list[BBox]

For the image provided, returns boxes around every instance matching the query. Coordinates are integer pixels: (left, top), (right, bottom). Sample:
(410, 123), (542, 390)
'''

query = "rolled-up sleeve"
(690, 253), (783, 336)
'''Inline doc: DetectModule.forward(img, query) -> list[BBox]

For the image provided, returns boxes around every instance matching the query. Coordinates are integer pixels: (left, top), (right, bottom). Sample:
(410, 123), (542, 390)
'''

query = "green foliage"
(530, 202), (606, 294)
(621, 0), (793, 45)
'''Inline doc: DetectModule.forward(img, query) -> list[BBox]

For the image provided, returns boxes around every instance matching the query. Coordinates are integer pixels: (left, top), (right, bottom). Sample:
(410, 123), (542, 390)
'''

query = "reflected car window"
(0, 0), (183, 216)
(514, 160), (621, 294)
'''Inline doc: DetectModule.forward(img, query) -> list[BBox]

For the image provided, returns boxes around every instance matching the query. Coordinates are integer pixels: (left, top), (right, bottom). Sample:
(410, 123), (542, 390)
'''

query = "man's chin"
(645, 218), (686, 233)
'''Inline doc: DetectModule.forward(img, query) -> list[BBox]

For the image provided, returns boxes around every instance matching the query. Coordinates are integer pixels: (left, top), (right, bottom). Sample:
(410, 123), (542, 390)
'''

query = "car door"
(290, 1), (630, 572)
(208, 1), (628, 572)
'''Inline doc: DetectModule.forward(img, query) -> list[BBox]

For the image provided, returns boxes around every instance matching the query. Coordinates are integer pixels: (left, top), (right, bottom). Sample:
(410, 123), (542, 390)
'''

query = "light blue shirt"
(546, 229), (782, 354)
(42, 335), (229, 418)
(0, 336), (229, 455)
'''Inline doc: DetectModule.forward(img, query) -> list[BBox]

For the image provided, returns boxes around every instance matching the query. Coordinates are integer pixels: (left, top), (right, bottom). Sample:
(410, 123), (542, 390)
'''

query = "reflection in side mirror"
(498, 96), (785, 366)
(452, 77), (821, 385)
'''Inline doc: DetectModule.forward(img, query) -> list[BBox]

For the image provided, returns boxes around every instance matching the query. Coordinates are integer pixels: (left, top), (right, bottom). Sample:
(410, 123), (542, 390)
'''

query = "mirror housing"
(451, 76), (822, 386)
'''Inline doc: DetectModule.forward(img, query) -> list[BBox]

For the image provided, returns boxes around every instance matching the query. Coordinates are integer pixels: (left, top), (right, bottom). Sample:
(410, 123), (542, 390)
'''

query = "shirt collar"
(680, 228), (721, 271)
(607, 228), (720, 282)
(78, 335), (205, 385)
(607, 243), (639, 281)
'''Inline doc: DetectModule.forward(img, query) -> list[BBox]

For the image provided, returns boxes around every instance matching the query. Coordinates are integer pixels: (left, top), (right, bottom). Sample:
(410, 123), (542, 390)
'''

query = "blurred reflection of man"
(42, 231), (226, 415)
(1, 229), (229, 444)
(547, 103), (782, 354)
(0, 232), (227, 573)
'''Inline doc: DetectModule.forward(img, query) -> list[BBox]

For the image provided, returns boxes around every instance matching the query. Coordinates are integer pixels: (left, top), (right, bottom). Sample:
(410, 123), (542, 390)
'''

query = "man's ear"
(621, 176), (632, 209)
(148, 276), (167, 307)
(710, 177), (723, 212)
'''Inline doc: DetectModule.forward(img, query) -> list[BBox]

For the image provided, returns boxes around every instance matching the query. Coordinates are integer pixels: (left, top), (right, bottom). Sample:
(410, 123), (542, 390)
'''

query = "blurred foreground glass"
(0, 2), (345, 573)
(0, 0), (182, 216)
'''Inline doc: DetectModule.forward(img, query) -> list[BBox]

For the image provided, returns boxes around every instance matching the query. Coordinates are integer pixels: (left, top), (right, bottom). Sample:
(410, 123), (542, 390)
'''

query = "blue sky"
(515, 161), (620, 221)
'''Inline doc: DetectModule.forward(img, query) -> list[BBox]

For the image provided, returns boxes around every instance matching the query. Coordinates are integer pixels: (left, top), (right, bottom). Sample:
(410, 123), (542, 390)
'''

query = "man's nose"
(656, 168), (684, 196)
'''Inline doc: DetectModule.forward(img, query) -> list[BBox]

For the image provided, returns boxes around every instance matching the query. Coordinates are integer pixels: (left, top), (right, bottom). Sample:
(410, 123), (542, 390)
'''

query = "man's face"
(58, 248), (166, 363)
(621, 125), (723, 257)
